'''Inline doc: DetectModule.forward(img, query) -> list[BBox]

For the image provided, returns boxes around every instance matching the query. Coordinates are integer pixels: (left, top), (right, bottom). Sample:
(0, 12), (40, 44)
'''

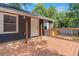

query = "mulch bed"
(0, 38), (62, 56)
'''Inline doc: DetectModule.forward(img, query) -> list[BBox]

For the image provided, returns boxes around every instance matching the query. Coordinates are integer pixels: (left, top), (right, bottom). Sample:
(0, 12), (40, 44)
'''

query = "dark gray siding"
(0, 15), (26, 42)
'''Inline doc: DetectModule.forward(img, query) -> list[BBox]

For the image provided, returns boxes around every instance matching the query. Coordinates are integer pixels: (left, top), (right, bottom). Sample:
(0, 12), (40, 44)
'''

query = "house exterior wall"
(0, 6), (53, 42)
(18, 16), (31, 38)
(0, 12), (26, 42)
(31, 17), (39, 37)
(0, 11), (40, 42)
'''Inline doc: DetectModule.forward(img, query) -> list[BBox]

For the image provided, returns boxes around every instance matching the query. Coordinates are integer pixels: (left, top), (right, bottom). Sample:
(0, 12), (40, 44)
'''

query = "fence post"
(50, 28), (52, 37)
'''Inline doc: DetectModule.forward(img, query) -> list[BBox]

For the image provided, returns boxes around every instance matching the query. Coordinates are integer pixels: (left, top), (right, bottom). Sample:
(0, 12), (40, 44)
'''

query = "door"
(31, 17), (39, 37)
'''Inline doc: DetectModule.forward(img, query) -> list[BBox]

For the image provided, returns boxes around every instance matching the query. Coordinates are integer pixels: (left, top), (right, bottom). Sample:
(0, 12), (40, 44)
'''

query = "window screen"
(4, 15), (16, 32)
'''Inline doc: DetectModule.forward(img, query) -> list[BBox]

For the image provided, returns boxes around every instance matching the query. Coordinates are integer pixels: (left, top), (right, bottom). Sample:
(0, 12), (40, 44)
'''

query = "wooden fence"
(51, 28), (79, 40)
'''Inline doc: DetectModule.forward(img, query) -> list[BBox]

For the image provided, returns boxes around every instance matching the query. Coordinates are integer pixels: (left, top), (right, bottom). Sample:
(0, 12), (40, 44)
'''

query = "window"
(43, 22), (47, 30)
(43, 26), (47, 30)
(4, 14), (17, 32)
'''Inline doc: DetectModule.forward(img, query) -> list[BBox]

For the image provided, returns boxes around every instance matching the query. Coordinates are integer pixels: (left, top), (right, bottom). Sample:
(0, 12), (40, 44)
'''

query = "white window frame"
(3, 13), (18, 34)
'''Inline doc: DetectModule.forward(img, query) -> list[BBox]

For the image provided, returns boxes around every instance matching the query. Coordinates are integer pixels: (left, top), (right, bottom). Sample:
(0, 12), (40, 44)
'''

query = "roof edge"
(0, 3), (54, 22)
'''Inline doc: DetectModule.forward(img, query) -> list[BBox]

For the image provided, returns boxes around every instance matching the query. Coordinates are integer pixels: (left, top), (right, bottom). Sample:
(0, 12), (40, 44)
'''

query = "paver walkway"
(42, 36), (79, 56)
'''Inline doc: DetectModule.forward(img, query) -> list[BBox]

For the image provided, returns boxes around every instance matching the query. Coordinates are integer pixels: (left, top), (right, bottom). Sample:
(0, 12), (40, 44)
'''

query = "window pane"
(4, 15), (9, 23)
(4, 15), (16, 23)
(9, 16), (16, 23)
(4, 23), (16, 32)
(4, 15), (16, 32)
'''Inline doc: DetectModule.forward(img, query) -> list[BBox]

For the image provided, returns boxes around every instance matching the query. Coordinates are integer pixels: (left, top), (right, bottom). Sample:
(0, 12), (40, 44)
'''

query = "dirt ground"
(0, 36), (79, 56)
(0, 36), (61, 56)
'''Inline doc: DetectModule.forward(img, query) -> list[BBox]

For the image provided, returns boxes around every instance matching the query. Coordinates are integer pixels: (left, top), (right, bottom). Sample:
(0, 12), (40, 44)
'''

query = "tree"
(67, 3), (79, 27)
(69, 3), (79, 18)
(32, 3), (47, 17)
(51, 3), (79, 28)
(47, 6), (57, 19)
(55, 11), (67, 28)
(56, 3), (79, 28)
